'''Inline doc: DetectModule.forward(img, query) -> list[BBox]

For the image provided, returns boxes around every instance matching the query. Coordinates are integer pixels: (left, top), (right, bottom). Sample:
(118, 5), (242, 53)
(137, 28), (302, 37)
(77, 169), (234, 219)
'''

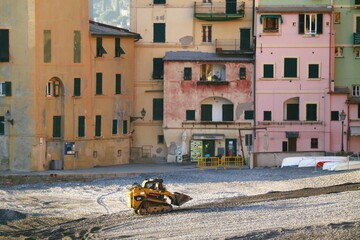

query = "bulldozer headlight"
(135, 196), (144, 201)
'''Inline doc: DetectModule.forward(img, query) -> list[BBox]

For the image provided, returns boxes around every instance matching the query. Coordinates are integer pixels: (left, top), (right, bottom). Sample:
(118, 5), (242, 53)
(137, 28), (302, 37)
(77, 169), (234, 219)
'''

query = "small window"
(115, 74), (121, 94)
(96, 73), (102, 95)
(74, 31), (81, 63)
(264, 111), (272, 121)
(112, 119), (118, 135)
(158, 135), (164, 144)
(153, 98), (164, 120)
(262, 16), (280, 33)
(53, 116), (61, 138)
(44, 30), (51, 63)
(115, 37), (125, 57)
(239, 68), (246, 80)
(186, 110), (195, 121)
(78, 116), (85, 137)
(154, 23), (165, 43)
(153, 58), (164, 80)
(202, 25), (212, 43)
(308, 64), (319, 79)
(0, 116), (4, 135)
(95, 115), (101, 137)
(311, 138), (318, 149)
(335, 47), (344, 57)
(306, 104), (317, 121)
(0, 29), (10, 62)
(244, 110), (254, 120)
(154, 0), (166, 4)
(74, 78), (81, 96)
(0, 82), (11, 96)
(353, 85), (360, 97)
(47, 80), (60, 97)
(96, 37), (107, 57)
(122, 120), (128, 134)
(334, 12), (341, 24)
(331, 111), (339, 121)
(263, 64), (274, 79)
(284, 58), (298, 78)
(184, 67), (192, 80)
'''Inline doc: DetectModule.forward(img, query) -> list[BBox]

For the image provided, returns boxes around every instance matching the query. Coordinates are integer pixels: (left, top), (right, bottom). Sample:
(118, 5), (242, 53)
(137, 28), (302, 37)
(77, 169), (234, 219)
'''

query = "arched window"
(46, 79), (61, 97)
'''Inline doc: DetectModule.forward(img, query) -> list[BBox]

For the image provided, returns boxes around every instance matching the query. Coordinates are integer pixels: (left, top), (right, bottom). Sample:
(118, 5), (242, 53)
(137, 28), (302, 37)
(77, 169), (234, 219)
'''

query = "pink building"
(254, 5), (341, 166)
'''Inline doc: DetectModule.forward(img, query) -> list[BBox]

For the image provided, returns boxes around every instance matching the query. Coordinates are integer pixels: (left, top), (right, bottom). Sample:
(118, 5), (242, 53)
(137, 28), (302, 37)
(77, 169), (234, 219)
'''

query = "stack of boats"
(281, 156), (360, 171)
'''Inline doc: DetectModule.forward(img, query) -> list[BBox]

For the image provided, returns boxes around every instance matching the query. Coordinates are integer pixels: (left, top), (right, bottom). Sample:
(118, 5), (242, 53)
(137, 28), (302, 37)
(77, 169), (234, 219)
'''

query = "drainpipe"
(252, 0), (257, 167)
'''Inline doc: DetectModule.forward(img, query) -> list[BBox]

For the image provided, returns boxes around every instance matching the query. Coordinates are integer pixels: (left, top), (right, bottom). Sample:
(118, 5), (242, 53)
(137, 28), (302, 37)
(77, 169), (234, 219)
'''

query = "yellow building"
(130, 0), (255, 163)
(0, 0), (140, 171)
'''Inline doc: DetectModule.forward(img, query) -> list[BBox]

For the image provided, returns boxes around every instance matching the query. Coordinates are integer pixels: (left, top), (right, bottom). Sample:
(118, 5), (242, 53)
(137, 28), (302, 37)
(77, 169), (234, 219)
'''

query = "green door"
(203, 140), (215, 157)
(240, 28), (250, 51)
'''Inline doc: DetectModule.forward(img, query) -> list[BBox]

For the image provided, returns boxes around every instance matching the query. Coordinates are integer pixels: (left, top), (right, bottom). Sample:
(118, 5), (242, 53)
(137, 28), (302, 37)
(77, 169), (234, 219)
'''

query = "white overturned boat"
(281, 156), (348, 168)
(323, 161), (360, 171)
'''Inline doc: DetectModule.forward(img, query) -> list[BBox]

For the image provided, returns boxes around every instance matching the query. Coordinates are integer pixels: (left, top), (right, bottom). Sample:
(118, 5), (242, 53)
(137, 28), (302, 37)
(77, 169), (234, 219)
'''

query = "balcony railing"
(194, 1), (245, 21)
(215, 39), (254, 54)
(197, 79), (229, 85)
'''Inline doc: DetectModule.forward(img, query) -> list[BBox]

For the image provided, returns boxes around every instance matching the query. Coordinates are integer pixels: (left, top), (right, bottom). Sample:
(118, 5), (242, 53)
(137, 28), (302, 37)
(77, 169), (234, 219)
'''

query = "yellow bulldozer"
(128, 178), (192, 214)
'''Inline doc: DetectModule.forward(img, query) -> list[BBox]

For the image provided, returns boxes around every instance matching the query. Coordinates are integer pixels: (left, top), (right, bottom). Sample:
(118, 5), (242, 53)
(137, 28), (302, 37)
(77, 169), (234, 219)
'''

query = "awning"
(350, 126), (360, 136)
(192, 134), (225, 140)
(260, 15), (283, 24)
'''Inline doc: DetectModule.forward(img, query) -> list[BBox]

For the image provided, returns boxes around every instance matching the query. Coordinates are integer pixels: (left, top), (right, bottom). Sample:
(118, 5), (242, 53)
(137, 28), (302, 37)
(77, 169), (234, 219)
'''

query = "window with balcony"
(299, 14), (323, 35)
(0, 29), (9, 62)
(202, 25), (212, 43)
(353, 85), (360, 97)
(200, 64), (226, 81)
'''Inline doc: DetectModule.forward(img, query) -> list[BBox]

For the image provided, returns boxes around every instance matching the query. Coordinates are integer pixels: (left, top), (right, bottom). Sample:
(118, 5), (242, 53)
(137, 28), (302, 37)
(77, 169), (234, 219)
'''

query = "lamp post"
(339, 110), (346, 153)
(130, 108), (146, 122)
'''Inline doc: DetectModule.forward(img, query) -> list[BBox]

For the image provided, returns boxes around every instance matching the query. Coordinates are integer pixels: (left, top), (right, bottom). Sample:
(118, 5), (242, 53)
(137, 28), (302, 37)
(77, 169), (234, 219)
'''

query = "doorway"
(225, 139), (237, 156)
(203, 140), (215, 157)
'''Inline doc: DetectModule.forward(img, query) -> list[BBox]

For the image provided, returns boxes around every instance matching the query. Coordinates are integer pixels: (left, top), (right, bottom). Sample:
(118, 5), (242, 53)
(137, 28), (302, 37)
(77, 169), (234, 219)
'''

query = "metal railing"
(215, 39), (254, 53)
(194, 1), (245, 19)
(197, 156), (244, 170)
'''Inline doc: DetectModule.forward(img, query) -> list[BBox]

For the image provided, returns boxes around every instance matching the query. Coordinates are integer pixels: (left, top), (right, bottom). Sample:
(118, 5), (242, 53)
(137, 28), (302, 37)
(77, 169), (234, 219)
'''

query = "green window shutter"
(96, 73), (102, 95)
(263, 64), (274, 78)
(74, 31), (81, 63)
(287, 104), (299, 120)
(186, 110), (195, 121)
(5, 81), (11, 96)
(154, 0), (166, 4)
(74, 78), (81, 96)
(284, 58), (297, 78)
(44, 30), (51, 63)
(331, 111), (339, 121)
(299, 14), (304, 34)
(357, 17), (360, 34)
(154, 23), (165, 43)
(112, 119), (118, 134)
(115, 74), (121, 94)
(317, 14), (323, 34)
(115, 37), (125, 57)
(96, 37), (107, 57)
(358, 104), (360, 118)
(0, 29), (9, 62)
(308, 64), (319, 79)
(122, 120), (128, 134)
(222, 104), (234, 121)
(78, 116), (85, 137)
(264, 111), (272, 121)
(306, 104), (317, 121)
(95, 115), (101, 137)
(201, 104), (212, 121)
(239, 67), (246, 80)
(240, 28), (251, 51)
(0, 116), (4, 135)
(53, 116), (61, 138)
(244, 110), (254, 120)
(153, 58), (164, 79)
(153, 98), (164, 120)
(184, 67), (192, 80)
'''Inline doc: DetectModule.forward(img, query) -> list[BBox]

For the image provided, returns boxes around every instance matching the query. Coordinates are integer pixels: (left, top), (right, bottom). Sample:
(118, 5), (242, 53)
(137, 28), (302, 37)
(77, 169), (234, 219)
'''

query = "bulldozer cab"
(142, 178), (165, 191)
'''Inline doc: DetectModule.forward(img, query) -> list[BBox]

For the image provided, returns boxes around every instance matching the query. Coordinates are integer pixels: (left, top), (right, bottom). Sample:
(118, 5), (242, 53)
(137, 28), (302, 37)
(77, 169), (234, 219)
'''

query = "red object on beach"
(317, 161), (327, 167)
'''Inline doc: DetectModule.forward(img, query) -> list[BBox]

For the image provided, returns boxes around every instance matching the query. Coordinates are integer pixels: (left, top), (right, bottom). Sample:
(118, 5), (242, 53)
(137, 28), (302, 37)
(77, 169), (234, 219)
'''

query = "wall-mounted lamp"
(130, 108), (146, 122)
(5, 110), (14, 125)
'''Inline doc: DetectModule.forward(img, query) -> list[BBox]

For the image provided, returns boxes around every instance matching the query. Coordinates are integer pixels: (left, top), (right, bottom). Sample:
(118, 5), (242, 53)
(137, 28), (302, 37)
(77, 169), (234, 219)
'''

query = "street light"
(130, 108), (146, 122)
(339, 110), (346, 153)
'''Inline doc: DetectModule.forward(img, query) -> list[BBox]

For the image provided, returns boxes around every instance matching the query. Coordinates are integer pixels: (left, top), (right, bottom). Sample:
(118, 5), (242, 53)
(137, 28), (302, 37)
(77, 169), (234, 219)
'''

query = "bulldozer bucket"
(172, 192), (192, 206)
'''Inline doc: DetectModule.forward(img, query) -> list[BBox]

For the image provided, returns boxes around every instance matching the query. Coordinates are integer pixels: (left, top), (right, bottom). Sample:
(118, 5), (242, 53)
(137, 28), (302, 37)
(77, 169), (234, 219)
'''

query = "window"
(78, 116), (85, 137)
(245, 134), (253, 146)
(0, 82), (11, 96)
(355, 48), (360, 59)
(186, 110), (195, 121)
(331, 111), (339, 121)
(44, 30), (51, 63)
(264, 111), (272, 121)
(154, 23), (165, 43)
(311, 138), (318, 149)
(153, 98), (164, 120)
(53, 116), (61, 138)
(239, 68), (246, 80)
(306, 104), (317, 121)
(335, 47), (344, 57)
(201, 104), (212, 121)
(153, 58), (164, 79)
(263, 64), (274, 78)
(261, 15), (281, 33)
(334, 12), (341, 24)
(122, 120), (128, 134)
(286, 103), (299, 120)
(74, 31), (81, 63)
(96, 37), (107, 57)
(115, 37), (125, 57)
(202, 25), (212, 43)
(0, 116), (4, 135)
(222, 104), (234, 121)
(154, 0), (166, 4)
(115, 74), (121, 94)
(112, 119), (118, 135)
(95, 115), (101, 137)
(299, 14), (323, 35)
(308, 64), (319, 79)
(284, 58), (298, 78)
(96, 73), (102, 95)
(353, 85), (360, 96)
(74, 78), (81, 96)
(244, 110), (254, 120)
(0, 29), (9, 62)
(46, 80), (60, 97)
(158, 135), (164, 144)
(200, 64), (226, 81)
(184, 67), (192, 80)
